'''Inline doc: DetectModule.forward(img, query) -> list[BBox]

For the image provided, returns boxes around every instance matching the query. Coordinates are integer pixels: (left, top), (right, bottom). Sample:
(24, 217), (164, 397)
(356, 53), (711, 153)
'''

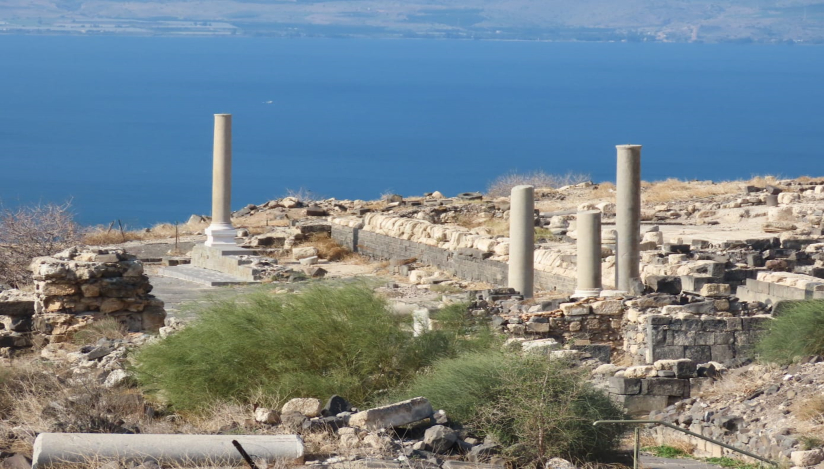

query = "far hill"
(2, 0), (824, 42)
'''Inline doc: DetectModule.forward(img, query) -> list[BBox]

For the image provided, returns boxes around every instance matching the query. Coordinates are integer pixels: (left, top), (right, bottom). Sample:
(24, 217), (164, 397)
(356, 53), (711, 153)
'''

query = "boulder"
(423, 425), (458, 453)
(281, 398), (323, 418)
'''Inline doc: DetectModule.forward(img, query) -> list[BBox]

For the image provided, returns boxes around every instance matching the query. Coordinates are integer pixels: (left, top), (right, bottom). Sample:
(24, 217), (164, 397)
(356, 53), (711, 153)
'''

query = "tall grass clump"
(395, 353), (625, 465)
(756, 300), (824, 364)
(134, 284), (475, 412)
(487, 171), (590, 197)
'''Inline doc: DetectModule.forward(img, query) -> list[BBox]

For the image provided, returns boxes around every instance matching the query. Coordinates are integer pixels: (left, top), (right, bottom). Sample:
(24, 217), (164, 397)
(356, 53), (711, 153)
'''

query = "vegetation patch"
(396, 353), (625, 465)
(643, 445), (691, 458)
(134, 284), (479, 412)
(755, 300), (824, 364)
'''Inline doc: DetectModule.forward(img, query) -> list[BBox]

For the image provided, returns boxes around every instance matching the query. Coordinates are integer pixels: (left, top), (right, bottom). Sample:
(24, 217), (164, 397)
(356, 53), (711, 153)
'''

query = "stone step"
(158, 265), (259, 287)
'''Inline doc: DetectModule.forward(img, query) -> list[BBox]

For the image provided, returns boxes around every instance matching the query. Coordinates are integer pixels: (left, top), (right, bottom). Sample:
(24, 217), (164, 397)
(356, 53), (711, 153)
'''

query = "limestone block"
(653, 359), (697, 378)
(40, 283), (79, 296)
(624, 365), (656, 379)
(348, 397), (433, 431)
(592, 300), (623, 316)
(700, 283), (731, 297)
(642, 231), (664, 245)
(778, 192), (801, 205)
(521, 338), (560, 354)
(560, 303), (591, 316)
(790, 449), (824, 467)
(292, 246), (319, 259)
(281, 398), (323, 418)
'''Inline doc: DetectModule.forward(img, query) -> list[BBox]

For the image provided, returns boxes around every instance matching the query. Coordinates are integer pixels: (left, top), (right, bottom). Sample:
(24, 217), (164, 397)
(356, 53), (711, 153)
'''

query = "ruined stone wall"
(624, 312), (770, 366)
(331, 224), (577, 292)
(0, 248), (166, 353)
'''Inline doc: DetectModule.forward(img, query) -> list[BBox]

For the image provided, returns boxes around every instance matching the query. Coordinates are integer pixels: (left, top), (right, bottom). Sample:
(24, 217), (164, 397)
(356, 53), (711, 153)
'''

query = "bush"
(0, 201), (81, 288)
(756, 300), (824, 364)
(134, 285), (475, 412)
(396, 353), (625, 465)
(486, 171), (590, 198)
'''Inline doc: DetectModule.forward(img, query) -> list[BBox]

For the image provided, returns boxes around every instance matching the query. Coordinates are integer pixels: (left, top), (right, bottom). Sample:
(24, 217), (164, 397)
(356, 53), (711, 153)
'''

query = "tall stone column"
(205, 114), (236, 248)
(574, 210), (602, 298)
(616, 144), (642, 292)
(508, 185), (534, 298)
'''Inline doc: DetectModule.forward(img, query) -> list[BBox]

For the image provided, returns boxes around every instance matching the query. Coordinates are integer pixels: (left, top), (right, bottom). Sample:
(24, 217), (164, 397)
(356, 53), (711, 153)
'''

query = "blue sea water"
(0, 36), (822, 227)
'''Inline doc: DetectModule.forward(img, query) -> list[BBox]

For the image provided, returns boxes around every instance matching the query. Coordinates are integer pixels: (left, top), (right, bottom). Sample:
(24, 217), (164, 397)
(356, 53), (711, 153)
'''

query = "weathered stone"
(560, 303), (591, 316)
(254, 407), (281, 425)
(423, 425), (458, 453)
(348, 397), (433, 431)
(292, 246), (319, 259)
(591, 300), (623, 315)
(281, 398), (323, 418)
(790, 449), (824, 467)
(700, 283), (731, 297)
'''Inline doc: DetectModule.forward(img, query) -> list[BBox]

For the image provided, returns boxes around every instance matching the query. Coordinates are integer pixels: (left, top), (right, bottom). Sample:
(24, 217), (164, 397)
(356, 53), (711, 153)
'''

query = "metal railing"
(593, 419), (777, 469)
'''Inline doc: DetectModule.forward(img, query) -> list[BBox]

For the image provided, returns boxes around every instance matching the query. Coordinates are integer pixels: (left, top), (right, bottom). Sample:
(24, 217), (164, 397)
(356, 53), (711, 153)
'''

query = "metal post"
(633, 427), (640, 469)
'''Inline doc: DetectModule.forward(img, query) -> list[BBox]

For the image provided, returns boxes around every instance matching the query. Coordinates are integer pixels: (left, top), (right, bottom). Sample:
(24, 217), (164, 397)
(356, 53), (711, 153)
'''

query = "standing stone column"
(508, 185), (534, 298)
(205, 114), (236, 248)
(616, 144), (642, 292)
(574, 210), (602, 298)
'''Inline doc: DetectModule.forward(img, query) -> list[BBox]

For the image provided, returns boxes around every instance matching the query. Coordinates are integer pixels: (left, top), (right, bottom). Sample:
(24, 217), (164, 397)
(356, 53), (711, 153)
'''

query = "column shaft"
(575, 210), (602, 298)
(212, 114), (232, 226)
(616, 144), (642, 292)
(508, 185), (535, 298)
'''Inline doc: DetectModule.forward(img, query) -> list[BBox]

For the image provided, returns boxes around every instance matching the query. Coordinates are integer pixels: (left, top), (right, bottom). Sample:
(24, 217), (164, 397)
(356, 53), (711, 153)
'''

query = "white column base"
(572, 288), (602, 299)
(205, 224), (237, 248)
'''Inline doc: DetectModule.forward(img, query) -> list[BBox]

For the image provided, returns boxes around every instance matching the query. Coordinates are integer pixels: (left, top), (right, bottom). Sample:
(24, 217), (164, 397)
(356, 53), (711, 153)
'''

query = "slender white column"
(616, 144), (642, 292)
(574, 210), (602, 298)
(508, 185), (534, 298)
(205, 114), (236, 247)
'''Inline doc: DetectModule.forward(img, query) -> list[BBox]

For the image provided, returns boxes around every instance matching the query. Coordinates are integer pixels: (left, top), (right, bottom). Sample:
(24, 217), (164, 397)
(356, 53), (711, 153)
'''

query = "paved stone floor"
(640, 456), (725, 469)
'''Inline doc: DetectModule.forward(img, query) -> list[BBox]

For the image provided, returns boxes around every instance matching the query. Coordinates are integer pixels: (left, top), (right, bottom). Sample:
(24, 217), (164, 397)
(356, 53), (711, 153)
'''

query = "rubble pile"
(0, 247), (166, 356)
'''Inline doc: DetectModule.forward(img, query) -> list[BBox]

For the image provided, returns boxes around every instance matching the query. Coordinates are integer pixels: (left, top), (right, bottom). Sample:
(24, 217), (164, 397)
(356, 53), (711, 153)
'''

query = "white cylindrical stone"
(32, 433), (304, 468)
(508, 185), (535, 298)
(616, 144), (642, 292)
(205, 113), (237, 247)
(574, 210), (602, 298)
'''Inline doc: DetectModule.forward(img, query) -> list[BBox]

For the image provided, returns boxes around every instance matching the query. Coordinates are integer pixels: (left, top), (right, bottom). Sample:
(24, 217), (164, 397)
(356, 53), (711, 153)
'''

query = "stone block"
(608, 377), (641, 395)
(710, 345), (735, 363)
(645, 276), (682, 294)
(348, 397), (433, 431)
(591, 300), (623, 315)
(667, 331), (694, 346)
(642, 378), (688, 397)
(612, 394), (669, 415)
(651, 346), (686, 361)
(654, 358), (697, 378)
(684, 346), (712, 363)
(700, 283), (731, 297)
(525, 322), (550, 333)
(560, 303), (591, 316)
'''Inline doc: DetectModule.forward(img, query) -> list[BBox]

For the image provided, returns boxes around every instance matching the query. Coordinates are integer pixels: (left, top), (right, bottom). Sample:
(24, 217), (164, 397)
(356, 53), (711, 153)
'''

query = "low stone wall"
(0, 248), (167, 352)
(737, 271), (824, 304)
(332, 224), (577, 292)
(624, 313), (770, 365)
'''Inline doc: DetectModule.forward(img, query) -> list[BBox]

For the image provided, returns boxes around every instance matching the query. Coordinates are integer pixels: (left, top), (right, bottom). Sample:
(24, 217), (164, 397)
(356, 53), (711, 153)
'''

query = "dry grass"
(487, 170), (590, 197)
(83, 221), (208, 246)
(641, 175), (786, 205)
(302, 233), (351, 261)
(695, 366), (772, 400)
(69, 317), (129, 345)
(793, 395), (824, 424)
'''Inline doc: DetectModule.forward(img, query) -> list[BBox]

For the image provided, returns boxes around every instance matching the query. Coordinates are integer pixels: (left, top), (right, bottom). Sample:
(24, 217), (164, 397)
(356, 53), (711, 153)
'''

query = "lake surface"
(0, 37), (822, 226)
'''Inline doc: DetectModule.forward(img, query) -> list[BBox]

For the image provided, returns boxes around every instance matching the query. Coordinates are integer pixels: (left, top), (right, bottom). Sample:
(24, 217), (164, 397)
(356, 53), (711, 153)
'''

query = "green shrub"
(134, 284), (475, 412)
(756, 300), (824, 364)
(396, 353), (625, 465)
